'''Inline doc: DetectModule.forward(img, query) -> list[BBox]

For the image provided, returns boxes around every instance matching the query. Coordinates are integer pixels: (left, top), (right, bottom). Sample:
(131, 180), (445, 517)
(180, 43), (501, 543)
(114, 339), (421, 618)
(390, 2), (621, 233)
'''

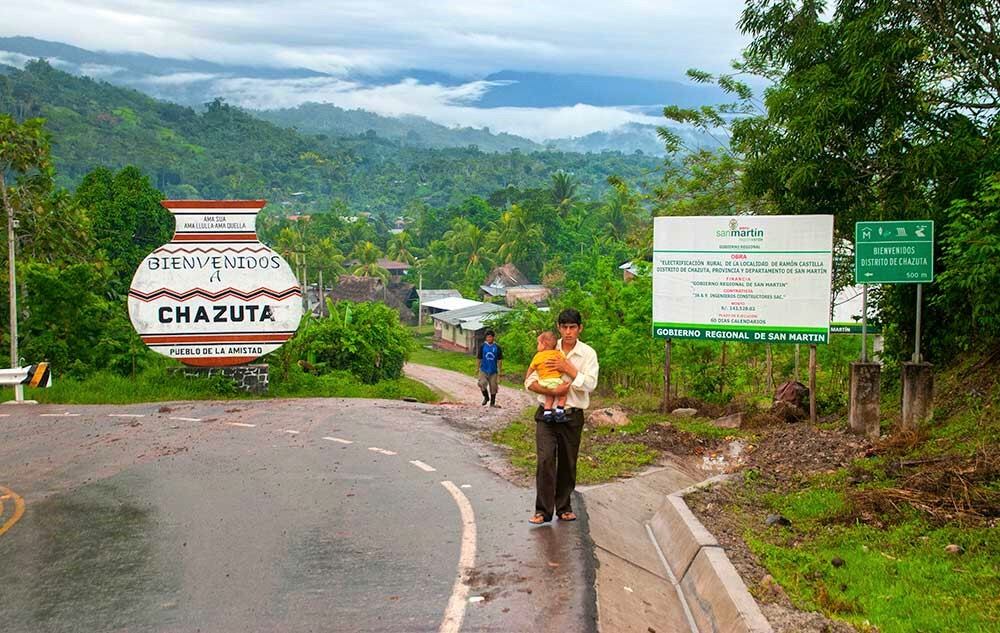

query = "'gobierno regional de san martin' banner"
(653, 215), (835, 344)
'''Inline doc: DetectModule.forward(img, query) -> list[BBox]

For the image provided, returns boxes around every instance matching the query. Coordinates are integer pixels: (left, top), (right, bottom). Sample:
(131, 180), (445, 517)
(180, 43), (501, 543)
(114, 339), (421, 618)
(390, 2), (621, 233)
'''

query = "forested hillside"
(256, 102), (542, 152)
(0, 60), (661, 216)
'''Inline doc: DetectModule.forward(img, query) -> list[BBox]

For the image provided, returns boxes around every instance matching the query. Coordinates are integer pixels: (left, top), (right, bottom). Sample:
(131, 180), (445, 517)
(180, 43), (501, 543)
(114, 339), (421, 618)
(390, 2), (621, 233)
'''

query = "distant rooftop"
(422, 297), (482, 312)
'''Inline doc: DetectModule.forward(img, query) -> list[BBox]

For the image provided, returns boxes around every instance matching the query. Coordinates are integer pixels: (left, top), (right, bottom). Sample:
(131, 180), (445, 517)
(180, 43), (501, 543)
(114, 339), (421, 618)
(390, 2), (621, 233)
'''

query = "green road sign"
(855, 221), (934, 284)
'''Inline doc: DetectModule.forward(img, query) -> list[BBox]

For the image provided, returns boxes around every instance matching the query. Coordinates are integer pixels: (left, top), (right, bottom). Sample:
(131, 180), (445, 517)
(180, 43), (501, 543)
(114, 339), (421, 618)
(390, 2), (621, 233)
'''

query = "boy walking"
(477, 329), (503, 407)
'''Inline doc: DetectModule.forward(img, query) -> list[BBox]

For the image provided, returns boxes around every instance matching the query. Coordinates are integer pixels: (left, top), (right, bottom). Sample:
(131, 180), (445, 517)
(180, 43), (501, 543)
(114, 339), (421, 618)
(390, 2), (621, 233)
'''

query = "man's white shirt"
(524, 338), (599, 409)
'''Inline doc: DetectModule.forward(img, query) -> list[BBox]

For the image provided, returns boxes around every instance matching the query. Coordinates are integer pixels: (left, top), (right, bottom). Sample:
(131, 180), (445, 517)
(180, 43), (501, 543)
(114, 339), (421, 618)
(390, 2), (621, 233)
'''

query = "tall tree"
(74, 166), (171, 296)
(351, 240), (389, 282)
(732, 0), (1000, 358)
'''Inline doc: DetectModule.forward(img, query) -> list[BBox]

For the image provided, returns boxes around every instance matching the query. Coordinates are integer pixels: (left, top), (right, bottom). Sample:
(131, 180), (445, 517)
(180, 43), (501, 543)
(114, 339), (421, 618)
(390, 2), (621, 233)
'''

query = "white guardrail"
(0, 363), (52, 388)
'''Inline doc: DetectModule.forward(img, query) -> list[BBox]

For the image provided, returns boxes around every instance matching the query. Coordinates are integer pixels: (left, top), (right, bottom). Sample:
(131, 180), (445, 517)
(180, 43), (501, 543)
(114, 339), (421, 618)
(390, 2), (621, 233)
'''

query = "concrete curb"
(649, 474), (774, 633)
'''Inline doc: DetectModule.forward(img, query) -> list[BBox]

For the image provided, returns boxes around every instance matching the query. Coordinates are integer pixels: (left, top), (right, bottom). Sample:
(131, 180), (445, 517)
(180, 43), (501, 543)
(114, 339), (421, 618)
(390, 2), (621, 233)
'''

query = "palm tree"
(551, 170), (578, 216)
(309, 237), (347, 279)
(274, 226), (306, 279)
(601, 176), (643, 241)
(351, 240), (389, 283)
(491, 204), (540, 265)
(443, 218), (491, 272)
(385, 231), (417, 264)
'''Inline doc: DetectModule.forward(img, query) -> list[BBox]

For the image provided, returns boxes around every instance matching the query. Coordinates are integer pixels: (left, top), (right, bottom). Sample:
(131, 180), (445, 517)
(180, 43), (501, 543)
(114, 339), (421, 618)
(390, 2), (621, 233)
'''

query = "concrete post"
(849, 362), (881, 439)
(901, 362), (933, 431)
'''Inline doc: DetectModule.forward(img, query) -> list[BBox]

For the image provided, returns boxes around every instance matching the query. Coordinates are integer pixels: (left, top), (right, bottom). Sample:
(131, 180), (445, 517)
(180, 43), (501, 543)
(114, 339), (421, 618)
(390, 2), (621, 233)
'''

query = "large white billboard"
(653, 215), (834, 344)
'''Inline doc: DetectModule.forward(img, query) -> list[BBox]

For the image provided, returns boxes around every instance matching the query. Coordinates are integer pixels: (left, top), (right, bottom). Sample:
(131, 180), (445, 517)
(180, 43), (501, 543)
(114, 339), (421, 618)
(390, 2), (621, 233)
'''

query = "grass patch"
(491, 410), (658, 484)
(20, 363), (439, 405)
(669, 416), (753, 440)
(409, 327), (521, 387)
(23, 367), (250, 404)
(745, 521), (1000, 632)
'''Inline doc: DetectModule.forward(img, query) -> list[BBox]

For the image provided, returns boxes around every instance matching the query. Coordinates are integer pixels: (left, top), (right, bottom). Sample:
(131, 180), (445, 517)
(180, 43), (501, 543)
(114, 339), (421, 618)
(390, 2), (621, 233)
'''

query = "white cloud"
(77, 62), (127, 78)
(0, 51), (33, 68)
(207, 74), (662, 141)
(138, 71), (221, 85)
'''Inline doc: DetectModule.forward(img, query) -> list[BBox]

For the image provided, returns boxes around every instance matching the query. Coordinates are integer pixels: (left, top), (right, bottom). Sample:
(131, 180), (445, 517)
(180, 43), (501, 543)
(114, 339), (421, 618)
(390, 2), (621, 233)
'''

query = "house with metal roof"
(430, 302), (511, 354)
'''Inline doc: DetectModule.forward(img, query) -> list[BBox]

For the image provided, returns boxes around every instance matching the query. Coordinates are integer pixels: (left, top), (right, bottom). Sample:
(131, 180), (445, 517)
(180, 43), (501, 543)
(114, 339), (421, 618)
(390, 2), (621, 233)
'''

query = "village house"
(430, 302), (511, 354)
(480, 263), (551, 307)
(324, 275), (416, 324)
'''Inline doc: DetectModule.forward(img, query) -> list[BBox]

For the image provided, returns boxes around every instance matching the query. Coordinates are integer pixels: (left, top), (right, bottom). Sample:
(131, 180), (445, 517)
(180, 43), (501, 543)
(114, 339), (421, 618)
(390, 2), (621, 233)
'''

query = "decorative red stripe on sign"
(173, 233), (258, 241)
(157, 246), (272, 254)
(161, 200), (266, 209)
(128, 286), (301, 302)
(142, 333), (293, 344)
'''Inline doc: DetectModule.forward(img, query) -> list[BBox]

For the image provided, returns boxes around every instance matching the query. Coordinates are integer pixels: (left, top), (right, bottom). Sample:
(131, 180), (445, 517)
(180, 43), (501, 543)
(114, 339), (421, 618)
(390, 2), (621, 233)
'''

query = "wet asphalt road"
(0, 399), (597, 633)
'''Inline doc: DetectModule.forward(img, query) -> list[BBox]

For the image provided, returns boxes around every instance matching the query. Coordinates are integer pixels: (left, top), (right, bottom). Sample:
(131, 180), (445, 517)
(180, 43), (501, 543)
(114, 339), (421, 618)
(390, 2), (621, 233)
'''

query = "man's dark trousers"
(534, 405), (584, 520)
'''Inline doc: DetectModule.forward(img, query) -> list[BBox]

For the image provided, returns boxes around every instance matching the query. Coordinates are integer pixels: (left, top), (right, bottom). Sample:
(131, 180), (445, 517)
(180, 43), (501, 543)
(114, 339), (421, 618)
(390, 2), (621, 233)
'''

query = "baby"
(526, 331), (571, 422)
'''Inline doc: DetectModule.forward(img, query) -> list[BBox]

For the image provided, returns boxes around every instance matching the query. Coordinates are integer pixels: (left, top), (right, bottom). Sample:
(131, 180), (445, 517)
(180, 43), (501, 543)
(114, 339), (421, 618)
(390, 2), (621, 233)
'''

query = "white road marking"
(226, 422), (256, 428)
(0, 413), (10, 417)
(282, 429), (300, 435)
(468, 596), (484, 603)
(460, 484), (472, 489)
(438, 481), (477, 633)
(109, 414), (145, 418)
(323, 436), (353, 444)
(169, 416), (201, 422)
(40, 413), (80, 417)
(410, 460), (437, 472)
(368, 447), (397, 456)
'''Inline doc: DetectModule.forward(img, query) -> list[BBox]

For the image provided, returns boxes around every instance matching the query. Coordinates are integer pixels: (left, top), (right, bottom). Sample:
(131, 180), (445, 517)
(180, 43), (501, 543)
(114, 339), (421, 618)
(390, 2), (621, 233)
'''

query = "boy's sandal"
(558, 511), (577, 521)
(528, 513), (550, 524)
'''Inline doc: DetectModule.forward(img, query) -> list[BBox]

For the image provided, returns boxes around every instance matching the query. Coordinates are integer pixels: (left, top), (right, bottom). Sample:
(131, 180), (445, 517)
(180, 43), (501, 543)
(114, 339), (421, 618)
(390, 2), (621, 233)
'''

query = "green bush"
(284, 300), (412, 384)
(15, 261), (152, 377)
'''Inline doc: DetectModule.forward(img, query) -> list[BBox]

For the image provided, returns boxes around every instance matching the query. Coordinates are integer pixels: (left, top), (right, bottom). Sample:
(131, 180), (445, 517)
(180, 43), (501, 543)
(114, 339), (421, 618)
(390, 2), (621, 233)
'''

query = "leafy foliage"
(283, 301), (412, 384)
(18, 261), (142, 376)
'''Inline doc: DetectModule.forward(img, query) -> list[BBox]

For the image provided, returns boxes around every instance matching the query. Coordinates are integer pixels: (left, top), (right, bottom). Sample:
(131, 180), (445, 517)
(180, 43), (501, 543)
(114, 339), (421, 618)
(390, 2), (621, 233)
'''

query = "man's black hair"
(556, 308), (582, 326)
(484, 329), (496, 337)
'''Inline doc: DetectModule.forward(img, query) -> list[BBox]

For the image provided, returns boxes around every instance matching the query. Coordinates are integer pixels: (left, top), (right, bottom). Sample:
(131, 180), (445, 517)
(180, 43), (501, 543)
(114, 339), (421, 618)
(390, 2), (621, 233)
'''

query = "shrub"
(284, 300), (412, 383)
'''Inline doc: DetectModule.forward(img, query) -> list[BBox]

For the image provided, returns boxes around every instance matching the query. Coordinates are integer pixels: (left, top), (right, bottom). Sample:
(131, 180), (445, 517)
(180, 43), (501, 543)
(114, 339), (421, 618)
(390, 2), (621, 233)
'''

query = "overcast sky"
(2, 0), (749, 79)
(2, 1), (753, 140)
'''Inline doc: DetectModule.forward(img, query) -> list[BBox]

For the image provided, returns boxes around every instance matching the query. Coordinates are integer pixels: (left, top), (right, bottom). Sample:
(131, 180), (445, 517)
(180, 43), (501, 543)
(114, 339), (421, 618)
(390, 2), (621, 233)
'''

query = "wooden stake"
(809, 344), (817, 423)
(765, 344), (774, 392)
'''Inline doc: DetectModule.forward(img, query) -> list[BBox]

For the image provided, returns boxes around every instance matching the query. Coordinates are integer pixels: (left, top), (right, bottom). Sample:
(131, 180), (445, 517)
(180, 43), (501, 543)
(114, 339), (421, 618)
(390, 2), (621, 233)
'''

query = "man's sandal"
(528, 513), (550, 524)
(558, 511), (577, 521)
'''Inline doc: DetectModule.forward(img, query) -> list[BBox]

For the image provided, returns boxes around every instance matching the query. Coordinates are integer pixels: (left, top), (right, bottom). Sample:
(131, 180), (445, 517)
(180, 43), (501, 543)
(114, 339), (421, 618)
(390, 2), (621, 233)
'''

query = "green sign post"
(854, 220), (935, 362)
(855, 220), (934, 283)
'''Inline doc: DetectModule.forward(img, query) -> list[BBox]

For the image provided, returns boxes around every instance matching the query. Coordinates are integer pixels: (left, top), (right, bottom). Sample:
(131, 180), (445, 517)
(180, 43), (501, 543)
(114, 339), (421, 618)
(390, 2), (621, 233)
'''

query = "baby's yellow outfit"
(529, 349), (566, 388)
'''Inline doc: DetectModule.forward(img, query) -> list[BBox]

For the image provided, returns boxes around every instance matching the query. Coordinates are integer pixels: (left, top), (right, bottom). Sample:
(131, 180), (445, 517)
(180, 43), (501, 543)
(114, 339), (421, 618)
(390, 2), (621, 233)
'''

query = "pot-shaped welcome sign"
(128, 200), (303, 367)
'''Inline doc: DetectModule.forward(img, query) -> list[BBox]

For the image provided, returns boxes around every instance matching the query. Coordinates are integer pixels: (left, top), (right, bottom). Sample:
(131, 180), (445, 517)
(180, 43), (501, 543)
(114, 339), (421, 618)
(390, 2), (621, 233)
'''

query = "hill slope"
(0, 61), (662, 214)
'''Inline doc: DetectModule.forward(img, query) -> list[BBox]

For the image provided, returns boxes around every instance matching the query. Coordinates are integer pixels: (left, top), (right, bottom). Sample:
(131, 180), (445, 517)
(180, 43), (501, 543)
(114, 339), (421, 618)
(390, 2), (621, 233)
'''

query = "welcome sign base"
(169, 363), (270, 394)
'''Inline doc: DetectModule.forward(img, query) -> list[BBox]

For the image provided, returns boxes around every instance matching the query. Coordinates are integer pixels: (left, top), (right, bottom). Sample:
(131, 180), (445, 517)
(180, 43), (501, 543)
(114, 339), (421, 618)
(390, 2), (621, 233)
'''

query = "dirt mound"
(743, 424), (870, 478)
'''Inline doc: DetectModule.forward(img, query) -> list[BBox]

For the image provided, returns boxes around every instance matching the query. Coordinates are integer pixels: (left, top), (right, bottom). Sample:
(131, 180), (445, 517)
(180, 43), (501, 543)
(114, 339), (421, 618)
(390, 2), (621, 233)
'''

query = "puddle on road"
(0, 474), (181, 633)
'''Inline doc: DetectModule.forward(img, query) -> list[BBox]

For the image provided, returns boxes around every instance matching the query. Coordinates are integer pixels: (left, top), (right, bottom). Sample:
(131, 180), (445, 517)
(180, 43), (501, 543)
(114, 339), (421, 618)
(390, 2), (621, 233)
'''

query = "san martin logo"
(717, 218), (764, 239)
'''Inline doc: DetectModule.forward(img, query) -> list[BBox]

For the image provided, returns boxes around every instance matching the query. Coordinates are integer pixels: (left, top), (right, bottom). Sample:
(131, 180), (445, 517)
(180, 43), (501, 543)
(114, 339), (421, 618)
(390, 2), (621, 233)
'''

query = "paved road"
(0, 398), (596, 633)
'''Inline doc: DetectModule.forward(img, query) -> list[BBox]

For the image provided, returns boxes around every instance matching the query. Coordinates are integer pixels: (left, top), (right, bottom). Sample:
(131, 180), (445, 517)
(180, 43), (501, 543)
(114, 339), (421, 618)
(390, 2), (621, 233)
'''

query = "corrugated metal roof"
(417, 289), (461, 302)
(422, 297), (483, 311)
(431, 303), (511, 327)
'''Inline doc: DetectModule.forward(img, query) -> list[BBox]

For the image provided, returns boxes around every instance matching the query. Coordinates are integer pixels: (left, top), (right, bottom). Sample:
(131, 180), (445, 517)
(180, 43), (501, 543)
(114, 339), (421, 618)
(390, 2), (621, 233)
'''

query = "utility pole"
(6, 197), (21, 402)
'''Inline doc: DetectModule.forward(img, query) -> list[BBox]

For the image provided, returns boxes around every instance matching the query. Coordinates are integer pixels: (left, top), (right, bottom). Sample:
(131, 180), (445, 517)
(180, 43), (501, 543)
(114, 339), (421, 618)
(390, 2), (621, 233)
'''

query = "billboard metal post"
(913, 284), (923, 363)
(861, 284), (868, 362)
